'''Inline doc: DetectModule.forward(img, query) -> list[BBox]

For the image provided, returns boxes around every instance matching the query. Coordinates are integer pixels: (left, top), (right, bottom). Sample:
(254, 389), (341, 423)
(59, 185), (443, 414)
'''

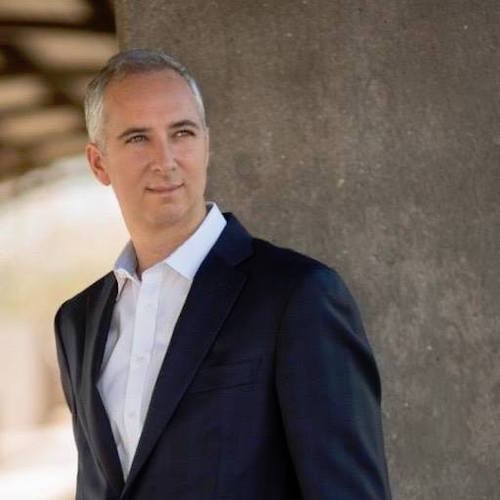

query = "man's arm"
(275, 266), (391, 499)
(54, 303), (76, 415)
(54, 303), (97, 500)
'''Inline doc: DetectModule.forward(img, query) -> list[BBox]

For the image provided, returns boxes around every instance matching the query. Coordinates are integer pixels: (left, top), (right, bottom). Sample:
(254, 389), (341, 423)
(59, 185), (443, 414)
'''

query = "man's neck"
(131, 206), (208, 279)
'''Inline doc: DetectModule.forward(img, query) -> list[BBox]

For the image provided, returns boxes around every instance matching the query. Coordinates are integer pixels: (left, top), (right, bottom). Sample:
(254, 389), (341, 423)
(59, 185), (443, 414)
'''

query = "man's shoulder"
(55, 271), (115, 324)
(250, 236), (341, 286)
(222, 213), (346, 292)
(248, 236), (361, 330)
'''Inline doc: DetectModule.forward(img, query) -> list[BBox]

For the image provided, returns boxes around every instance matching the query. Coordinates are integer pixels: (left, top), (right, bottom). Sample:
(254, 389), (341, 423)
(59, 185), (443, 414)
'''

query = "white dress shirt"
(97, 202), (226, 480)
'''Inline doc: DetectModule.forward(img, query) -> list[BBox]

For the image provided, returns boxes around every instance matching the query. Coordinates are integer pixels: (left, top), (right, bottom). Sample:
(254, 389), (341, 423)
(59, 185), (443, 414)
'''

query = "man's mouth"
(146, 183), (183, 193)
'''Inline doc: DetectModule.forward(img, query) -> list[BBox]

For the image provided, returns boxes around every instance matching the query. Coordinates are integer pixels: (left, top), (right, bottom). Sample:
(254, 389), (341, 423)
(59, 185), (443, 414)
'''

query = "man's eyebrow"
(169, 120), (200, 130)
(116, 121), (200, 140)
(116, 127), (151, 141)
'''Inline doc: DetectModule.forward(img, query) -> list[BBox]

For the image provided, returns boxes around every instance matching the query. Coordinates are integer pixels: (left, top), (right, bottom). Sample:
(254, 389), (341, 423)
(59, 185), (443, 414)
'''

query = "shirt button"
(127, 411), (137, 420)
(135, 355), (146, 364)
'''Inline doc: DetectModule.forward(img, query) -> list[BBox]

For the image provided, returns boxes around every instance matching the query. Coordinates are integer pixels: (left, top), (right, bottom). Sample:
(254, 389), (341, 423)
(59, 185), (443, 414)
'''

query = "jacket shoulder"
(249, 237), (358, 311)
(55, 271), (114, 324)
(252, 237), (338, 281)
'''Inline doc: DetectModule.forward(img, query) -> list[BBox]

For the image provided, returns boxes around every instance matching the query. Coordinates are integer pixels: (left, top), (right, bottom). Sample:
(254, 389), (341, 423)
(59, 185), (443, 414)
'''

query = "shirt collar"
(113, 202), (227, 299)
(113, 240), (139, 298)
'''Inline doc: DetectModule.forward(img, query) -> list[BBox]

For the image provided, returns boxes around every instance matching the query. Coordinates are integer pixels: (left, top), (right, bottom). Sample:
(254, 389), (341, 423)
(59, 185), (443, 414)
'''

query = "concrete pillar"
(113, 1), (500, 498)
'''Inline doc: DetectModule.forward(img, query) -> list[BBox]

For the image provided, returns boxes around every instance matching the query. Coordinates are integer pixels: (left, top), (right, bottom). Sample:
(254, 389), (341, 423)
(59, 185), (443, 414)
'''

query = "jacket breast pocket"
(187, 358), (261, 394)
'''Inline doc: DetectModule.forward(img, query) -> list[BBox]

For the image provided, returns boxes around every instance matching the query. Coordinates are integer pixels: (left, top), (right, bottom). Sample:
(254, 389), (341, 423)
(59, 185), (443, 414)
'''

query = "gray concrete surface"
(113, 1), (500, 498)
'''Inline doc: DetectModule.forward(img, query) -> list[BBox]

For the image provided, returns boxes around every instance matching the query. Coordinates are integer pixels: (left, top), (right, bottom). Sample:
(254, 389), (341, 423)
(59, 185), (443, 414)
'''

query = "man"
(54, 48), (391, 499)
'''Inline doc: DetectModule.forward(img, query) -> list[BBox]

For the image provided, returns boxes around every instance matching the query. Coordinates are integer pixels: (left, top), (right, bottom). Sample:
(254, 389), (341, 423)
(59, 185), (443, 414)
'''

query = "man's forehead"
(102, 70), (201, 124)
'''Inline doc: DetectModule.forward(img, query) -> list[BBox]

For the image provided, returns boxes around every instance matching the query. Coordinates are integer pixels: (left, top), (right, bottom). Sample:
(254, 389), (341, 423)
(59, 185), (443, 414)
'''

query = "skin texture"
(86, 70), (210, 277)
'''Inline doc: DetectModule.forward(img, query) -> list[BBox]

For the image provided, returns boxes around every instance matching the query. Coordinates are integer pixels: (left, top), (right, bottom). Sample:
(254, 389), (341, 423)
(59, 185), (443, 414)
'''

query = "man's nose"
(153, 139), (176, 171)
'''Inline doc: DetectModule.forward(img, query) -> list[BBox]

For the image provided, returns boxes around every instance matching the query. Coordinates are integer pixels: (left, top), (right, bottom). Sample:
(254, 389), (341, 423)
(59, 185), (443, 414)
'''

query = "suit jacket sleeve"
(54, 303), (76, 415)
(54, 303), (104, 500)
(275, 266), (391, 499)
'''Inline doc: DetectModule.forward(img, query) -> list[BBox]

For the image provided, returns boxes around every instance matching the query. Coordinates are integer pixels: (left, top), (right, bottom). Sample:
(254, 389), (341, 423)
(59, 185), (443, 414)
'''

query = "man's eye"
(126, 135), (147, 143)
(174, 129), (194, 138)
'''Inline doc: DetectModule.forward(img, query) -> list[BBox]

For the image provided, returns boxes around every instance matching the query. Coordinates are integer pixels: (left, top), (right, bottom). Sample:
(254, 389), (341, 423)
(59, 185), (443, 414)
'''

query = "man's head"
(85, 49), (210, 237)
(85, 48), (206, 148)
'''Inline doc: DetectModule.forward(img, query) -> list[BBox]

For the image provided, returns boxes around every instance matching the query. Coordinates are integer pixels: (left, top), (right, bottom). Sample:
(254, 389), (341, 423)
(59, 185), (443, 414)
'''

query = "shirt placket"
(124, 266), (162, 458)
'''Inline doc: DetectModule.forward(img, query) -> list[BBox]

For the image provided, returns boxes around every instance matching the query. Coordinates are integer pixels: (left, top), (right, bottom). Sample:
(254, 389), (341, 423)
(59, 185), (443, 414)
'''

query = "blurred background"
(0, 1), (120, 498)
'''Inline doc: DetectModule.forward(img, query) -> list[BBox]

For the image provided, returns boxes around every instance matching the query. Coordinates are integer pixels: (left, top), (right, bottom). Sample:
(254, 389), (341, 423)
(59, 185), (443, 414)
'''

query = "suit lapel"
(122, 214), (253, 495)
(80, 273), (125, 496)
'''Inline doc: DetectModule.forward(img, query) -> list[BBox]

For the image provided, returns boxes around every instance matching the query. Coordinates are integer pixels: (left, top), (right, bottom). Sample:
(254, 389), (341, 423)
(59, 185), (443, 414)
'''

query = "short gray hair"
(84, 48), (206, 145)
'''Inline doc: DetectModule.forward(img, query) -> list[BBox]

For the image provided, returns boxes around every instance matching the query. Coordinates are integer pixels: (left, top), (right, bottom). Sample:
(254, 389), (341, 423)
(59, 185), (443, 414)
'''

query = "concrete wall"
(113, 1), (500, 498)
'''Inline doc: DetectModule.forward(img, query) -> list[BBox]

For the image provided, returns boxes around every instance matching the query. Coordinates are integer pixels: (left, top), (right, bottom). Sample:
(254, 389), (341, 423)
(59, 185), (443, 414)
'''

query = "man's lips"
(146, 183), (183, 193)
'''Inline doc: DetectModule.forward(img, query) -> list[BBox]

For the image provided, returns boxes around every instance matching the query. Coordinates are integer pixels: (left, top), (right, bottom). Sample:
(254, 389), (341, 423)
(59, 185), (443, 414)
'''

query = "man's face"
(87, 70), (209, 234)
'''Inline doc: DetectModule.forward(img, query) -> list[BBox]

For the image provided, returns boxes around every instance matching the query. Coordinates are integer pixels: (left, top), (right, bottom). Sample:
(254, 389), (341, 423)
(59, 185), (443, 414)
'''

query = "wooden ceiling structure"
(0, 0), (117, 183)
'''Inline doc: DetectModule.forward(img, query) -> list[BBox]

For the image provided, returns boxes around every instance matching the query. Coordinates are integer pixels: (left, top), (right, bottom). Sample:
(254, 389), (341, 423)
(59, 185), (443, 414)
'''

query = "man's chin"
(137, 197), (206, 232)
(145, 206), (199, 231)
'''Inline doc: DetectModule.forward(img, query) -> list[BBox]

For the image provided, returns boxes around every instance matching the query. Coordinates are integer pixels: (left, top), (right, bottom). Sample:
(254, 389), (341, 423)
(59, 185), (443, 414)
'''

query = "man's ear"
(86, 142), (111, 186)
(204, 126), (210, 167)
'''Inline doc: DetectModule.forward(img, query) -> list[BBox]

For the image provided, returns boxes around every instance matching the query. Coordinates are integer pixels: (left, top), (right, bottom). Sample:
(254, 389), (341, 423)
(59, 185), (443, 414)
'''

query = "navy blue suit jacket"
(54, 213), (391, 499)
